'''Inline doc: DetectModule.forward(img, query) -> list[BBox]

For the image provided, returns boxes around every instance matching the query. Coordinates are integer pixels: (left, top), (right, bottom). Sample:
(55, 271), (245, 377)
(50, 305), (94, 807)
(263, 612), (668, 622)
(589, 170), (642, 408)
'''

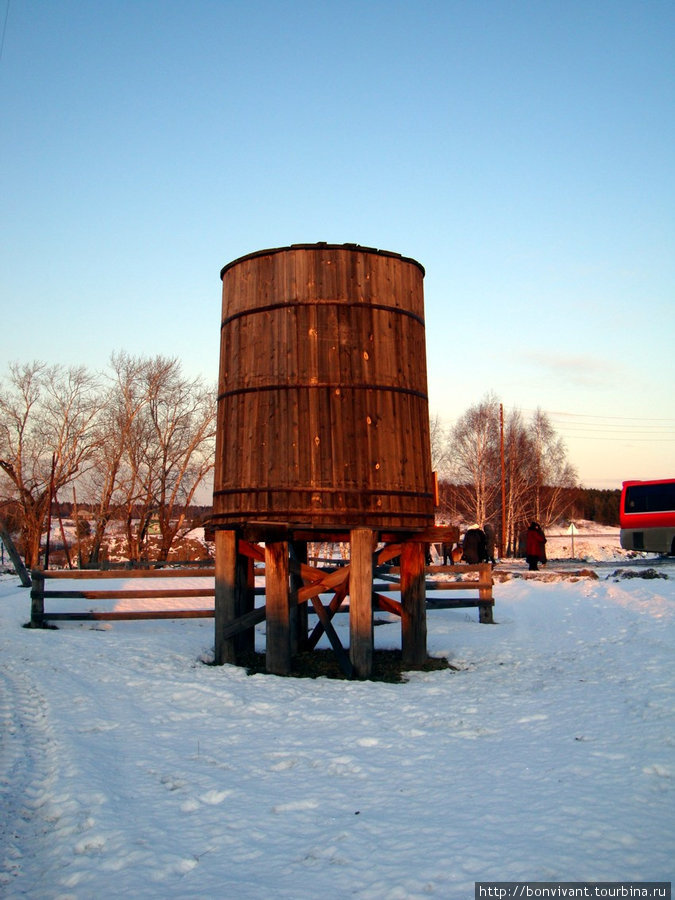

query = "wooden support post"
(478, 563), (494, 624)
(214, 530), (238, 665)
(290, 541), (308, 654)
(400, 540), (427, 668)
(349, 527), (374, 679)
(235, 551), (256, 655)
(30, 570), (45, 626)
(265, 540), (291, 676)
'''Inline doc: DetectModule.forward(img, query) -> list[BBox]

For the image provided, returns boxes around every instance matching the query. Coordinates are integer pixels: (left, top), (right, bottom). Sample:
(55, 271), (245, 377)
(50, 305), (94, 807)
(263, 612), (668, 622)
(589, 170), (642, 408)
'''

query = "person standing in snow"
(525, 521), (547, 571)
(462, 526), (487, 564)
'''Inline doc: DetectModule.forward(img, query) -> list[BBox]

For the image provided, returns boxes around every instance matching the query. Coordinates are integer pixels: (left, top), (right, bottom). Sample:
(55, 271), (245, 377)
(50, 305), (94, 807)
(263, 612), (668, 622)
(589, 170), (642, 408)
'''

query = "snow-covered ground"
(1, 531), (673, 899)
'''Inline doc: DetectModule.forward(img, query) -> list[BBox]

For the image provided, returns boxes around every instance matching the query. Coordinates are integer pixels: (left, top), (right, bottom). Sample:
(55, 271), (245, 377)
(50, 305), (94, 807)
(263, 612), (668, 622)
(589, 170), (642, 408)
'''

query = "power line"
(553, 413), (674, 422)
(518, 407), (675, 424)
(515, 407), (675, 443)
(551, 424), (675, 433)
(439, 405), (675, 445)
(552, 435), (674, 442)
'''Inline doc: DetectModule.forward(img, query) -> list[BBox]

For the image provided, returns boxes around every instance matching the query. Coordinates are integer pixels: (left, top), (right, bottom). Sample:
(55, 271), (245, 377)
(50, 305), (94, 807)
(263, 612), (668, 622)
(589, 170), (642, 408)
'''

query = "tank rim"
(220, 242), (425, 280)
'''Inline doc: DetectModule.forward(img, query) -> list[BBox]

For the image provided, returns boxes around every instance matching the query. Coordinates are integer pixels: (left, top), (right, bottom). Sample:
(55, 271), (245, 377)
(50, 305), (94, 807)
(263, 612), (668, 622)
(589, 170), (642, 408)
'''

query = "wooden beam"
(238, 539), (265, 563)
(235, 550), (256, 655)
(290, 541), (308, 654)
(218, 606), (267, 640)
(296, 566), (350, 604)
(305, 581), (349, 650)
(265, 540), (291, 675)
(0, 521), (31, 587)
(41, 588), (215, 600)
(372, 591), (402, 617)
(44, 609), (215, 621)
(375, 544), (402, 566)
(400, 540), (427, 668)
(214, 530), (238, 665)
(309, 595), (353, 678)
(37, 567), (217, 579)
(349, 527), (374, 679)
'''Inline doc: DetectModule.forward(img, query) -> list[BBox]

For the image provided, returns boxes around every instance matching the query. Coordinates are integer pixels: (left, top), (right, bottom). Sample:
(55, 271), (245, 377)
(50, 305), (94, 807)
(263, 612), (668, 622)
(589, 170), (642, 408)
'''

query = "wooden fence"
(29, 561), (494, 627)
(29, 568), (219, 625)
(375, 563), (494, 624)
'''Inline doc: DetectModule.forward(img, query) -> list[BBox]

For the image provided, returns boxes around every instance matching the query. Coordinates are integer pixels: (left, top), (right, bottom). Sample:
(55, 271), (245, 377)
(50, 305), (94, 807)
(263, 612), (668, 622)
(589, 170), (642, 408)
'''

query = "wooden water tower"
(212, 243), (453, 678)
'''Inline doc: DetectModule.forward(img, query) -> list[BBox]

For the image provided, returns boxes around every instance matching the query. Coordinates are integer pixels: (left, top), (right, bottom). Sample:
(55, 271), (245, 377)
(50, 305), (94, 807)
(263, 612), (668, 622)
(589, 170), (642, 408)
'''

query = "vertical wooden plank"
(235, 552), (256, 655)
(478, 563), (494, 624)
(349, 527), (374, 679)
(214, 530), (237, 665)
(290, 541), (308, 653)
(306, 302), (321, 494)
(30, 570), (45, 626)
(400, 540), (427, 668)
(266, 541), (291, 675)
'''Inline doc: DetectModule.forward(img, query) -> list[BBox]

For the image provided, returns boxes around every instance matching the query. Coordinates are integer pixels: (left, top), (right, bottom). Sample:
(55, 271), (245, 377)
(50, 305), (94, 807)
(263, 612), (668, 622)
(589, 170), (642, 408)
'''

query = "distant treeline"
(569, 488), (621, 526)
(52, 503), (213, 524)
(437, 484), (620, 529)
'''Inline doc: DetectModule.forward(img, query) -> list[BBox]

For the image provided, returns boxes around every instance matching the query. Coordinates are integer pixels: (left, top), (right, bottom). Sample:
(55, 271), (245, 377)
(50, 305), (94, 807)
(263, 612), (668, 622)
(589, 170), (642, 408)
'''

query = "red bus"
(620, 479), (675, 555)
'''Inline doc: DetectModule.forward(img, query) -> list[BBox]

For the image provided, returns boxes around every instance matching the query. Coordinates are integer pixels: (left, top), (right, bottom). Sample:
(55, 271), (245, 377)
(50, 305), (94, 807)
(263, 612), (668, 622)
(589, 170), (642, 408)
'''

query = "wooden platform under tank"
(213, 524), (460, 679)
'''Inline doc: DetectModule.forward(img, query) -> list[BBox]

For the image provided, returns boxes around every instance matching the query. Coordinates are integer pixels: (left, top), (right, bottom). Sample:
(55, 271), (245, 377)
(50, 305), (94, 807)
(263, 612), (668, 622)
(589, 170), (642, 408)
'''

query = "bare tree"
(110, 356), (216, 561)
(447, 393), (501, 526)
(442, 398), (579, 555)
(502, 409), (536, 554)
(528, 408), (578, 528)
(429, 412), (451, 477)
(0, 362), (102, 568)
(80, 352), (150, 565)
(144, 357), (216, 559)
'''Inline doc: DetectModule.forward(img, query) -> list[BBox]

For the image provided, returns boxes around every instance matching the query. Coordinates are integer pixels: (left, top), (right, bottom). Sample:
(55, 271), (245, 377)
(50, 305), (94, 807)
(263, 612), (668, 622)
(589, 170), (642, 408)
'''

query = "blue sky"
(1, 0), (673, 489)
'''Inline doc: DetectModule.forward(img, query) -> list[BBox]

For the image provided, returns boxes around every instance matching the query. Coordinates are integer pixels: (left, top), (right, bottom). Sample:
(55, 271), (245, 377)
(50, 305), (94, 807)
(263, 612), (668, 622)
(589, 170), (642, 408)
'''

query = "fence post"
(478, 563), (494, 624)
(30, 570), (45, 626)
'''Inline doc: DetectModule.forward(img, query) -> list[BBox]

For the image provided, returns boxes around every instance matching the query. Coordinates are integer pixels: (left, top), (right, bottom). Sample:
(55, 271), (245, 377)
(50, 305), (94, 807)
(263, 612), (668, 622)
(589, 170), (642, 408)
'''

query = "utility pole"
(44, 453), (57, 570)
(500, 404), (506, 559)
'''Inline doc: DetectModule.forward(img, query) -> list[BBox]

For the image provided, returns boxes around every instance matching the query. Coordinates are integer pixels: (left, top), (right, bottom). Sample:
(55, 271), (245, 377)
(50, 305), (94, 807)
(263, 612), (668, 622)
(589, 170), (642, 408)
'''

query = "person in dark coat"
(525, 521), (547, 571)
(462, 526), (487, 564)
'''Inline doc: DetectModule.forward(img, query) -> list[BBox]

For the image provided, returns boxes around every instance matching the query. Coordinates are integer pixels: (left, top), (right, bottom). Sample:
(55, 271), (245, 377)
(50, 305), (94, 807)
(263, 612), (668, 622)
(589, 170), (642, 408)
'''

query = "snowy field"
(1, 529), (673, 899)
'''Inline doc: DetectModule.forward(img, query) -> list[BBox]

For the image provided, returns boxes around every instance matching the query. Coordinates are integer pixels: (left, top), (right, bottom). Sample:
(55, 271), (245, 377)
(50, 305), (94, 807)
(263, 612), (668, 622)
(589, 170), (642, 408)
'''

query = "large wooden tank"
(212, 243), (435, 532)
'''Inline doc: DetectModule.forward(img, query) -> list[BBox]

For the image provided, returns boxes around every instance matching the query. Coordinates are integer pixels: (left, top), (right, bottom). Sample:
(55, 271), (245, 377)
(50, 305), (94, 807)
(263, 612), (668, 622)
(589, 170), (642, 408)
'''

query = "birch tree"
(447, 393), (501, 526)
(442, 399), (578, 554)
(527, 408), (577, 528)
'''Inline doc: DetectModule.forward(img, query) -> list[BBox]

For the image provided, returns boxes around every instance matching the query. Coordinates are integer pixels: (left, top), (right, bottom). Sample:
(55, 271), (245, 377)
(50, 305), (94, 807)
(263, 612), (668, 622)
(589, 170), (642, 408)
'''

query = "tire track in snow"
(0, 662), (63, 893)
